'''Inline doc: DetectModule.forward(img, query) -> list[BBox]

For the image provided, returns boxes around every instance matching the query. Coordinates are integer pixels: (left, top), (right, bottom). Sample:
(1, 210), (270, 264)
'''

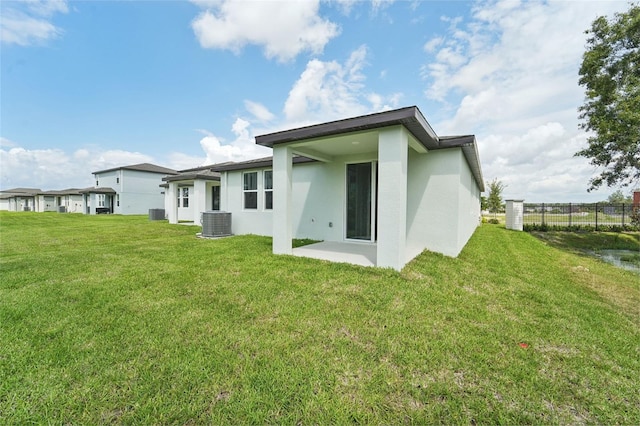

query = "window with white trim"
(264, 170), (273, 210)
(97, 194), (105, 207)
(178, 187), (189, 208)
(243, 172), (258, 209)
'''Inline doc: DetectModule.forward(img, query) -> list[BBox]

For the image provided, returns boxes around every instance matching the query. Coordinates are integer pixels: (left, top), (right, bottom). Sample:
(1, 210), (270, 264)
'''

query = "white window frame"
(344, 160), (377, 243)
(178, 187), (189, 208)
(264, 170), (273, 210)
(243, 171), (258, 210)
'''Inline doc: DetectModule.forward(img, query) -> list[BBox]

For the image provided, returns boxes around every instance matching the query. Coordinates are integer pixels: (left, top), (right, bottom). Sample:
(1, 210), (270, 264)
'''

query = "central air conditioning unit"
(148, 208), (165, 220)
(201, 211), (232, 237)
(58, 206), (66, 213)
(23, 206), (31, 212)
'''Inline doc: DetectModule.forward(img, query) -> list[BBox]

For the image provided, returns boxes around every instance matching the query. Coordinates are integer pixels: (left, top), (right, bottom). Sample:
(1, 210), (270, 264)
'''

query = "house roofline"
(210, 156), (316, 172)
(78, 187), (117, 194)
(92, 162), (178, 175)
(254, 106), (484, 192)
(255, 106), (440, 150)
(163, 172), (221, 182)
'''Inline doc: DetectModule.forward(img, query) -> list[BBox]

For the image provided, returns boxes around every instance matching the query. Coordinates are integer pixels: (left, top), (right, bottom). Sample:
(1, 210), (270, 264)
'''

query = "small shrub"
(487, 218), (500, 224)
(524, 223), (549, 232)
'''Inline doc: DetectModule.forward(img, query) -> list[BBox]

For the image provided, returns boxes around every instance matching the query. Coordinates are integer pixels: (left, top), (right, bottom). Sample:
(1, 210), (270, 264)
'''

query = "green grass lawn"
(1, 213), (639, 424)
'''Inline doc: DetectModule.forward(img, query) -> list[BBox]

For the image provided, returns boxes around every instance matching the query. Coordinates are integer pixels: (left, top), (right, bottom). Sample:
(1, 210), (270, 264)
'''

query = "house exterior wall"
(221, 169), (274, 235)
(118, 169), (166, 214)
(222, 143), (480, 267)
(290, 160), (345, 242)
(166, 180), (219, 224)
(405, 148), (480, 260)
(177, 185), (194, 222)
(0, 199), (9, 211)
(65, 195), (84, 213)
(36, 195), (57, 212)
(93, 169), (166, 215)
(222, 152), (378, 242)
(13, 196), (35, 211)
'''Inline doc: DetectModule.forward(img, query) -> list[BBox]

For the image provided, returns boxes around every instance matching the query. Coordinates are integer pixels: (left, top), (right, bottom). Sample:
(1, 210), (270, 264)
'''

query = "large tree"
(577, 4), (640, 191)
(486, 178), (506, 213)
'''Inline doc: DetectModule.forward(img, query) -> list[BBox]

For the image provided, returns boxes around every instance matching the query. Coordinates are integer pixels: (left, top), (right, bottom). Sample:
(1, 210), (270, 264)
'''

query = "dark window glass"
(243, 172), (257, 190)
(265, 191), (273, 210)
(346, 163), (372, 240)
(212, 186), (220, 210)
(264, 170), (273, 190)
(244, 192), (257, 209)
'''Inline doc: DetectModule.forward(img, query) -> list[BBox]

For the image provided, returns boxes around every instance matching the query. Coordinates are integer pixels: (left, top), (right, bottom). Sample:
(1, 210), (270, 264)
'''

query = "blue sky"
(0, 0), (632, 201)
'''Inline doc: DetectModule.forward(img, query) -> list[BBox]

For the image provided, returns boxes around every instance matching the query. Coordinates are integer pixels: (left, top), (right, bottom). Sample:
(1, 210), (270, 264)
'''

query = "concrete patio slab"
(292, 241), (377, 267)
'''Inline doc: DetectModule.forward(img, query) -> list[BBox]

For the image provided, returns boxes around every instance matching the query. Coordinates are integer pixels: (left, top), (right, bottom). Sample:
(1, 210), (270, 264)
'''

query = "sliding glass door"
(346, 162), (374, 241)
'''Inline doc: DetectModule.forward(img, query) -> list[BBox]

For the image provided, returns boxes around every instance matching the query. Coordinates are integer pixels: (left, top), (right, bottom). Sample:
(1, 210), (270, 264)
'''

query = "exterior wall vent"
(201, 211), (232, 237)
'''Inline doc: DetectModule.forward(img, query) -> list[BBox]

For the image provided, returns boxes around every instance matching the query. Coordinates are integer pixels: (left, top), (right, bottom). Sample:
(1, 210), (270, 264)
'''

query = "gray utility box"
(201, 211), (232, 237)
(149, 208), (166, 220)
(58, 206), (66, 213)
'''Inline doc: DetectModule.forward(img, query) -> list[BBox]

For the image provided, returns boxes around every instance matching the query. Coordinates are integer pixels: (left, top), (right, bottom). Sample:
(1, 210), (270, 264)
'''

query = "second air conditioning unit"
(201, 211), (232, 237)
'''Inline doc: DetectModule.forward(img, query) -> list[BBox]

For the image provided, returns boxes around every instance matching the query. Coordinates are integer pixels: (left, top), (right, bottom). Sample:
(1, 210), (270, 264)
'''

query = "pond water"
(592, 249), (640, 274)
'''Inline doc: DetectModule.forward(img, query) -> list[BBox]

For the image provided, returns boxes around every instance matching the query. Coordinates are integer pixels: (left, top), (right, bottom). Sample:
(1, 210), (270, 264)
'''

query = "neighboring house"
(43, 189), (85, 213)
(35, 189), (85, 213)
(207, 106), (484, 271)
(0, 188), (41, 211)
(83, 163), (178, 215)
(163, 164), (223, 223)
(0, 188), (85, 213)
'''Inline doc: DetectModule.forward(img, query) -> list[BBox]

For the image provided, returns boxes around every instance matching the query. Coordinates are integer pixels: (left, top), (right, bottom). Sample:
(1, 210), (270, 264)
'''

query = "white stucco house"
(163, 164), (222, 223)
(82, 163), (177, 215)
(204, 106), (484, 271)
(0, 188), (41, 211)
(44, 189), (85, 213)
(0, 188), (85, 213)
(35, 189), (85, 213)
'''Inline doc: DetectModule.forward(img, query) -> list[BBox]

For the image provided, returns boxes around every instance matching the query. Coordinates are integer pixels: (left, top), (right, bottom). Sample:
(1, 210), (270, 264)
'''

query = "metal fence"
(523, 203), (640, 230)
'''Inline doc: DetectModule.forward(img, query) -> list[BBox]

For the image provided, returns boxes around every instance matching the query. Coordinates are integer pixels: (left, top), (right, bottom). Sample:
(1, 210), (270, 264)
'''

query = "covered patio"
(293, 241), (377, 267)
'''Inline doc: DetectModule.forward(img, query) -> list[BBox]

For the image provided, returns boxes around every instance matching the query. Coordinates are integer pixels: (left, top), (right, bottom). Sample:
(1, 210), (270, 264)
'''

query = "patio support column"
(89, 193), (97, 215)
(167, 182), (178, 224)
(273, 145), (293, 255)
(377, 126), (408, 270)
(193, 179), (206, 223)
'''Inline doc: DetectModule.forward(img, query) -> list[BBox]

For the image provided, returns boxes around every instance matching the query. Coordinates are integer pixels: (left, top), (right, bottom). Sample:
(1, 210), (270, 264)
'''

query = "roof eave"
(255, 106), (440, 150)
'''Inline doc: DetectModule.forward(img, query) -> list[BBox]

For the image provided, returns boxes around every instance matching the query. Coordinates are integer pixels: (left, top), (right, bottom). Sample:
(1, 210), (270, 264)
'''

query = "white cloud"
(190, 0), (340, 62)
(282, 45), (400, 126)
(0, 0), (68, 46)
(244, 100), (275, 123)
(0, 137), (18, 148)
(0, 144), (155, 190)
(423, 36), (443, 53)
(27, 0), (69, 16)
(190, 45), (403, 166)
(199, 118), (271, 165)
(423, 0), (628, 202)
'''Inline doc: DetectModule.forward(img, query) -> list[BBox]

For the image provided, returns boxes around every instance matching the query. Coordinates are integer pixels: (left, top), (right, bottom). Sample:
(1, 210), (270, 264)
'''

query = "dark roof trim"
(41, 188), (84, 196)
(211, 156), (316, 172)
(93, 162), (178, 175)
(254, 106), (484, 192)
(79, 187), (117, 194)
(255, 106), (440, 150)
(1, 187), (42, 194)
(163, 172), (220, 182)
